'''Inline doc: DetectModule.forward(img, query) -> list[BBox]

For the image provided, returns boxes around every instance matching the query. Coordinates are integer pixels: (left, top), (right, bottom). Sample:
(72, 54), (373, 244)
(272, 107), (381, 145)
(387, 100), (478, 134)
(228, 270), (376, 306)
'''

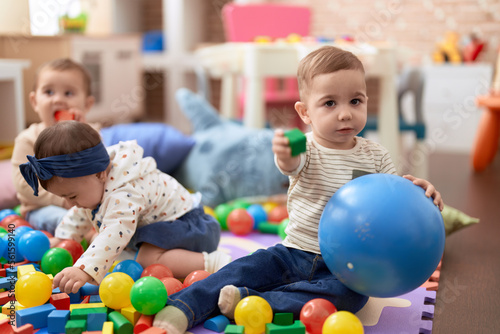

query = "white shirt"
(55, 140), (194, 283)
(276, 133), (397, 254)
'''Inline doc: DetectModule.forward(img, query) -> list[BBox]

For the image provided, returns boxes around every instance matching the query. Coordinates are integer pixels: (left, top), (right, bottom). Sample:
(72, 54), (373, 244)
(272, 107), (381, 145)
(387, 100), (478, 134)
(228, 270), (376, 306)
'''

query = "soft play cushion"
(100, 122), (195, 175)
(172, 88), (290, 208)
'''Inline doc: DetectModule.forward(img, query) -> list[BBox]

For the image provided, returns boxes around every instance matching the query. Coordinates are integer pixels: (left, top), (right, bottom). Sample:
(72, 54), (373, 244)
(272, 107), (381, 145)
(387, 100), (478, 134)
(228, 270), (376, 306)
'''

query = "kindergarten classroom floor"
(429, 152), (500, 334)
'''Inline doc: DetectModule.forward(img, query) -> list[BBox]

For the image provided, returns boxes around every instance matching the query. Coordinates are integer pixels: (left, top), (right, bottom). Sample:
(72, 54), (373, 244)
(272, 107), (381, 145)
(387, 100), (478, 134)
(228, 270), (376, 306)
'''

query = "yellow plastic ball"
(203, 206), (216, 218)
(15, 271), (52, 307)
(322, 311), (364, 334)
(262, 202), (279, 213)
(99, 272), (135, 310)
(234, 296), (273, 334)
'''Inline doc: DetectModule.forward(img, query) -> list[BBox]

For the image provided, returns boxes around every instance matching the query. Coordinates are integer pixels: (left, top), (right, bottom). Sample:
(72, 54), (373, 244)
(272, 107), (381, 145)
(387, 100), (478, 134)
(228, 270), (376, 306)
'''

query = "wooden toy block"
(81, 295), (91, 304)
(82, 332), (103, 334)
(13, 323), (34, 334)
(272, 313), (293, 326)
(265, 320), (306, 334)
(102, 321), (113, 334)
(65, 319), (87, 334)
(204, 314), (230, 332)
(225, 324), (244, 334)
(80, 283), (100, 296)
(121, 305), (140, 325)
(16, 303), (55, 329)
(0, 290), (14, 305)
(89, 295), (102, 303)
(16, 265), (35, 278)
(138, 328), (167, 334)
(68, 290), (82, 304)
(0, 318), (12, 333)
(284, 128), (306, 156)
(87, 312), (107, 331)
(47, 309), (70, 333)
(70, 307), (108, 320)
(108, 311), (133, 334)
(5, 267), (17, 277)
(49, 292), (70, 310)
(0, 268), (6, 277)
(0, 277), (16, 290)
(3, 301), (25, 315)
(0, 313), (7, 320)
(70, 303), (106, 311)
(133, 314), (154, 333)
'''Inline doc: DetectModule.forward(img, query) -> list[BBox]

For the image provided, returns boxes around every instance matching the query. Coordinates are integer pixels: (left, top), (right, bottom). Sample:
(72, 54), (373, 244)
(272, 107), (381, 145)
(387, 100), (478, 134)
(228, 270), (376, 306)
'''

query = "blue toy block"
(80, 282), (100, 296)
(89, 294), (102, 303)
(5, 267), (17, 277)
(34, 327), (49, 334)
(68, 290), (81, 303)
(0, 276), (15, 290)
(48, 309), (70, 333)
(204, 314), (230, 332)
(16, 303), (56, 329)
(87, 312), (107, 331)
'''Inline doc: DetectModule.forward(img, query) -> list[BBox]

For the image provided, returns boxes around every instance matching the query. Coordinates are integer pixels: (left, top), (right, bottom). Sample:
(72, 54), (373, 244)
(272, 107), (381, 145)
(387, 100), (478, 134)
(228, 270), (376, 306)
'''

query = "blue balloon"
(112, 259), (143, 281)
(18, 230), (50, 262)
(318, 174), (445, 298)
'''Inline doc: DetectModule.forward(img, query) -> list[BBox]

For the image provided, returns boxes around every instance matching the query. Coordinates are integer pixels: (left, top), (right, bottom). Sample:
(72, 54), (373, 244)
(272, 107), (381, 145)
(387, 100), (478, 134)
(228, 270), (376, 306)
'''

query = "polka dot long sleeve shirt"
(54, 140), (193, 283)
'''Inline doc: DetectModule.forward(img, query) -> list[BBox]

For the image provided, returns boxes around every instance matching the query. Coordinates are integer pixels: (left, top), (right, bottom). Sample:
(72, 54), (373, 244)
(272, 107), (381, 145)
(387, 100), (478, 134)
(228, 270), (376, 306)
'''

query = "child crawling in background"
(19, 121), (230, 293)
(151, 46), (443, 334)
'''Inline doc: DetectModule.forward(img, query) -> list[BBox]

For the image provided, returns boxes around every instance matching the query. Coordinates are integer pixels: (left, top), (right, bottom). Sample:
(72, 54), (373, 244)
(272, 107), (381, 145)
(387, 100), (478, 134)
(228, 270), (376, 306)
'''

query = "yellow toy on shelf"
(433, 31), (462, 64)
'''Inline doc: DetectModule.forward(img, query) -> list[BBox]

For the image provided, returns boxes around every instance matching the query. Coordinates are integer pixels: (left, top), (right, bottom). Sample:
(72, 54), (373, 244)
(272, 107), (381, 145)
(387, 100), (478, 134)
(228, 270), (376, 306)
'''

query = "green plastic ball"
(214, 203), (233, 230)
(40, 247), (73, 276)
(130, 276), (168, 315)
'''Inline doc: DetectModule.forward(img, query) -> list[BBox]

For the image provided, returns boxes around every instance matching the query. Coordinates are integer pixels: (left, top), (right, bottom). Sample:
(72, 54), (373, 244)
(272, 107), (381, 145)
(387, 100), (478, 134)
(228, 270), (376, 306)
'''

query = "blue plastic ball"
(0, 209), (17, 222)
(246, 204), (268, 229)
(18, 230), (50, 262)
(112, 259), (144, 281)
(318, 174), (445, 298)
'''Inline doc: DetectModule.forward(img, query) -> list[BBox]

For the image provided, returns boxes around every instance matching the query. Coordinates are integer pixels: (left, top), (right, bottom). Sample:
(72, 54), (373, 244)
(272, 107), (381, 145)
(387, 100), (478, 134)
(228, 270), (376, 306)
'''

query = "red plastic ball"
(300, 298), (338, 334)
(56, 239), (84, 264)
(141, 264), (174, 280)
(227, 209), (254, 236)
(1, 215), (31, 230)
(161, 277), (184, 295)
(267, 205), (289, 223)
(183, 270), (210, 288)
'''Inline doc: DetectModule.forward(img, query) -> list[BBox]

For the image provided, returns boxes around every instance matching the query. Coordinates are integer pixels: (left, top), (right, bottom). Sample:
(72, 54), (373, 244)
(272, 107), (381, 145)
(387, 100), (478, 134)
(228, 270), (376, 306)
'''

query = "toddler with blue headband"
(20, 121), (230, 293)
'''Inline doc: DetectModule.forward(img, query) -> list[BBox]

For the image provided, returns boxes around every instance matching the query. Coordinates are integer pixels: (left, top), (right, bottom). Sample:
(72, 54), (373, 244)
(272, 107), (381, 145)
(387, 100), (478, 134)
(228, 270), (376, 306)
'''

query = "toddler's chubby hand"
(53, 267), (94, 294)
(272, 129), (292, 160)
(68, 107), (87, 123)
(403, 174), (444, 211)
(272, 129), (301, 173)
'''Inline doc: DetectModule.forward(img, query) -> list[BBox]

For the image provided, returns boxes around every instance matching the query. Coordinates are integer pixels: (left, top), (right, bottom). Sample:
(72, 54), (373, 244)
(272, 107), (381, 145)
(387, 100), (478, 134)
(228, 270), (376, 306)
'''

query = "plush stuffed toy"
(172, 88), (290, 208)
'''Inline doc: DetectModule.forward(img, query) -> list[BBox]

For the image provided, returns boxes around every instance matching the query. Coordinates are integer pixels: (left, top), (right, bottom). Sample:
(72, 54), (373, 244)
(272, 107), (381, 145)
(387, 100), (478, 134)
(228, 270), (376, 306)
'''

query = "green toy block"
(284, 128), (306, 156)
(70, 307), (108, 320)
(266, 320), (306, 334)
(65, 319), (87, 334)
(273, 312), (294, 326)
(108, 311), (133, 334)
(225, 324), (245, 334)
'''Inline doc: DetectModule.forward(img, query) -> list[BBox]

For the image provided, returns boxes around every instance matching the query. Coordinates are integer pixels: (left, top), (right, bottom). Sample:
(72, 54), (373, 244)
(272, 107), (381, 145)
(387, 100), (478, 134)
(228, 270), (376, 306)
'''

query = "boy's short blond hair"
(33, 58), (92, 96)
(297, 46), (364, 99)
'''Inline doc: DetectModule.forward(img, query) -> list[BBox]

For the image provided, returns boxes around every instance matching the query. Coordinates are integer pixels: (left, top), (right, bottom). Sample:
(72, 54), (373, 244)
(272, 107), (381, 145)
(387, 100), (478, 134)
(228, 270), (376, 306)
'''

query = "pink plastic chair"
(221, 3), (311, 125)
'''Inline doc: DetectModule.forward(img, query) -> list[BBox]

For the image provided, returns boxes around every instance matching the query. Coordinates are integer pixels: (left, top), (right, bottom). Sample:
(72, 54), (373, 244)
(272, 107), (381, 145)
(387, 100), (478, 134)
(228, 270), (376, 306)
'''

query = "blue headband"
(20, 142), (110, 196)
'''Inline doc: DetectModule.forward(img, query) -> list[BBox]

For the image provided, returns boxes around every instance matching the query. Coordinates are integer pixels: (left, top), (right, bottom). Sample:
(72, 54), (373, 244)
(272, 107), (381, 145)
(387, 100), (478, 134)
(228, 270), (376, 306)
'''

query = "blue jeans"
(168, 243), (368, 329)
(26, 205), (68, 235)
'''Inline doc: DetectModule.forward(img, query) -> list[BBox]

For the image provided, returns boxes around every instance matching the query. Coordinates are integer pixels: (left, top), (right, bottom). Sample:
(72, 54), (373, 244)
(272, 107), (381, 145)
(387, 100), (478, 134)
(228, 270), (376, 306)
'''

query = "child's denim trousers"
(167, 243), (368, 329)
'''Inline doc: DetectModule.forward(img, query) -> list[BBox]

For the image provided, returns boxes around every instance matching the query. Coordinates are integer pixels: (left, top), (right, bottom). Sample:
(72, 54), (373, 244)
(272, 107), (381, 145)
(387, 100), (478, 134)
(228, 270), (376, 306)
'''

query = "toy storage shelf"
(141, 0), (211, 134)
(422, 63), (493, 153)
